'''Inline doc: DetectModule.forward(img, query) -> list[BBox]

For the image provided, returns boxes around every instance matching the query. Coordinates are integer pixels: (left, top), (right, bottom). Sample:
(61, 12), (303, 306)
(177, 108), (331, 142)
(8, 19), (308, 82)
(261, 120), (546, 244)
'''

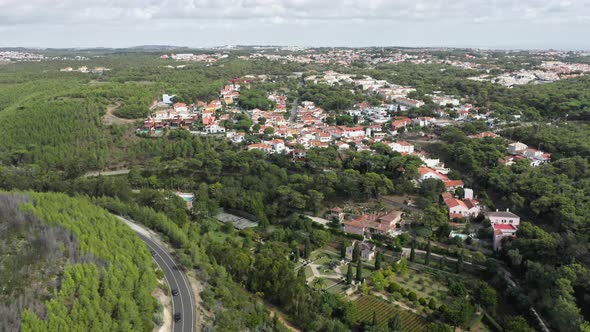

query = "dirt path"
(267, 305), (302, 332)
(102, 102), (136, 125)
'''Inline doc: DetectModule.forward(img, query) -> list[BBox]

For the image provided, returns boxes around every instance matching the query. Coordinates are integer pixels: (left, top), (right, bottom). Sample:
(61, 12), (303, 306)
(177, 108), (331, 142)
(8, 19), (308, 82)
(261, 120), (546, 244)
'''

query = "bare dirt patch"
(152, 286), (172, 332)
(102, 102), (136, 126)
(186, 271), (212, 331)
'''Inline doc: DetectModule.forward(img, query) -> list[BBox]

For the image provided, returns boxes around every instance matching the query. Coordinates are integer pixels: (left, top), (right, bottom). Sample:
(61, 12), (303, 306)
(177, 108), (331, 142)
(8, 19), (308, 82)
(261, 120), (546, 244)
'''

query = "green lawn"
(326, 283), (349, 294)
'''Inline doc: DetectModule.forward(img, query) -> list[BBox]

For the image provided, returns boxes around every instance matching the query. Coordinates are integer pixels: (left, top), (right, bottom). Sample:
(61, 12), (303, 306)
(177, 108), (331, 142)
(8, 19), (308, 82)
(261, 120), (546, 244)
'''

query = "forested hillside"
(431, 126), (590, 331)
(0, 192), (158, 332)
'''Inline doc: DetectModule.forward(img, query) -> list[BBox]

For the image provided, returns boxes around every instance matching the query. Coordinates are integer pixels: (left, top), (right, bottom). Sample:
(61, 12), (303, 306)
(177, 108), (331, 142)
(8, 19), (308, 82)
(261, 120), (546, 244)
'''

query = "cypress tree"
(375, 251), (382, 270)
(388, 312), (402, 332)
(425, 241), (431, 266)
(352, 241), (361, 262)
(409, 241), (416, 262)
(456, 253), (464, 274)
(340, 242), (347, 260)
(346, 263), (353, 284)
(304, 237), (311, 259)
(356, 258), (363, 282)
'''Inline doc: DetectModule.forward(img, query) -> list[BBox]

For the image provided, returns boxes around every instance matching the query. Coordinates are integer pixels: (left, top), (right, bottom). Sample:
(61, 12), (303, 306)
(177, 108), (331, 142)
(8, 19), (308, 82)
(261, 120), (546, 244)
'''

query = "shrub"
(400, 288), (407, 297)
(387, 281), (400, 293)
(419, 298), (427, 306)
(428, 298), (437, 310)
(408, 291), (418, 302)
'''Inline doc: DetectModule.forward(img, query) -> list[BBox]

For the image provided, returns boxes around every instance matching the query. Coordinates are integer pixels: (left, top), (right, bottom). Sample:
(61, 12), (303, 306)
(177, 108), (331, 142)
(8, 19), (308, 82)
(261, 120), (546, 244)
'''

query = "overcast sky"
(1, 0), (589, 49)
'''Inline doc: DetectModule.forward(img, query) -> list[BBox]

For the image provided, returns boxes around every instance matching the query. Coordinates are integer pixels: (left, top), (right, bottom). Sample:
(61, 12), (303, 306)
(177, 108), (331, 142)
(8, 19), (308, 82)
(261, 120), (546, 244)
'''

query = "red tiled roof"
(493, 224), (517, 231)
(444, 180), (464, 188)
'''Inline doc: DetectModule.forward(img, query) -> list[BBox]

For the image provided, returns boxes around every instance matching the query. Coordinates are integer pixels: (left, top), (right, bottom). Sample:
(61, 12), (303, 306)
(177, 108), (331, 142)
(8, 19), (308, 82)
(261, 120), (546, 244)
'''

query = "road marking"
(118, 216), (195, 332)
(142, 236), (187, 332)
(153, 240), (195, 332)
(145, 241), (175, 332)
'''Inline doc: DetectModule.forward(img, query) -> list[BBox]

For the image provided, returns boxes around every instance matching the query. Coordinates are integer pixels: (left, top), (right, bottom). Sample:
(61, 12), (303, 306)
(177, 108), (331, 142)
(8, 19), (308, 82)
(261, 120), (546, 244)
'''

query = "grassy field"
(354, 295), (427, 331)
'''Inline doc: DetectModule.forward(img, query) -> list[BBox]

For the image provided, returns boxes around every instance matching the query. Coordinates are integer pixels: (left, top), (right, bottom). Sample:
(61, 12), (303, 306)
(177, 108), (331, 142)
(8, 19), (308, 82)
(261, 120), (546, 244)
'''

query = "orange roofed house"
(343, 211), (403, 238)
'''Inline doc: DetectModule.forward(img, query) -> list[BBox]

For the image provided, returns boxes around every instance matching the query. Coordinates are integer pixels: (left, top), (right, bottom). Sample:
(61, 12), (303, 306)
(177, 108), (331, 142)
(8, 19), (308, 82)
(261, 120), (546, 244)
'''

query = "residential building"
(346, 241), (376, 261)
(163, 94), (176, 105)
(493, 224), (518, 251)
(247, 143), (273, 153)
(389, 141), (415, 154)
(395, 97), (424, 108)
(442, 192), (481, 219)
(507, 142), (528, 155)
(486, 209), (520, 226)
(343, 211), (403, 237)
(330, 207), (344, 222)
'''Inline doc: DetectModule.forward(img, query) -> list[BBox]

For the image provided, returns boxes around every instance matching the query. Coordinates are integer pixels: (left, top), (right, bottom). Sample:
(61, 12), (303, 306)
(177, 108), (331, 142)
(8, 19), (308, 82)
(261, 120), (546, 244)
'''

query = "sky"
(1, 0), (590, 49)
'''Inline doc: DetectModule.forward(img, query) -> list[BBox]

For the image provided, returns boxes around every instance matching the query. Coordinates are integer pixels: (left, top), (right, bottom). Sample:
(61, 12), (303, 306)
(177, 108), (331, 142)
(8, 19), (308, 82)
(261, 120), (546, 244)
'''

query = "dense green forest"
(0, 192), (158, 332)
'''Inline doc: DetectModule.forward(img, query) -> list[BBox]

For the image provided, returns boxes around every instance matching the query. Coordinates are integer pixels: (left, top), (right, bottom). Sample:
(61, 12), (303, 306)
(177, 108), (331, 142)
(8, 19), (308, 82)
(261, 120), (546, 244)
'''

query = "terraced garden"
(354, 295), (427, 331)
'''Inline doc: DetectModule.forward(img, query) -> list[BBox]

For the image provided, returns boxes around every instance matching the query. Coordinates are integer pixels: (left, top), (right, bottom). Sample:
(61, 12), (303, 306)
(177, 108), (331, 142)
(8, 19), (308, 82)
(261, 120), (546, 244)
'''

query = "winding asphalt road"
(117, 216), (195, 332)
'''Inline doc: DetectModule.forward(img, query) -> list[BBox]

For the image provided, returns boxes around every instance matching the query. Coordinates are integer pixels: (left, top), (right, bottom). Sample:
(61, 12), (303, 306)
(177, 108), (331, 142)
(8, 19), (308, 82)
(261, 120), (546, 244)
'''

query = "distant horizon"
(2, 44), (589, 53)
(2, 1), (589, 51)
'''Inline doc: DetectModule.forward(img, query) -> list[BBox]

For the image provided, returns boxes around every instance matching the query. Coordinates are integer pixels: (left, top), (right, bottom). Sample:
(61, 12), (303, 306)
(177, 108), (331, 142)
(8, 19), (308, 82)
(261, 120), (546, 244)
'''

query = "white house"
(389, 141), (415, 154)
(173, 103), (189, 113)
(507, 142), (528, 155)
(271, 139), (286, 153)
(486, 209), (520, 227)
(205, 124), (226, 134)
(163, 94), (176, 105)
(418, 167), (446, 181)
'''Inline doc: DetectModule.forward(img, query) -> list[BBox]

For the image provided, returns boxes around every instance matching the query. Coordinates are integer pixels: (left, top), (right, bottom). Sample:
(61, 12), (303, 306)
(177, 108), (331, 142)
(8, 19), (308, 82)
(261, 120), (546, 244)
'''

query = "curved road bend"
(117, 216), (195, 332)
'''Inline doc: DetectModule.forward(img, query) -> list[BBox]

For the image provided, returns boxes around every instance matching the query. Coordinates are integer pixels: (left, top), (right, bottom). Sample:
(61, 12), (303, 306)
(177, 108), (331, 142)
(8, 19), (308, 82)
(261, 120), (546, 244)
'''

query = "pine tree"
(409, 241), (416, 262)
(346, 263), (353, 284)
(425, 241), (431, 266)
(375, 251), (382, 270)
(356, 259), (363, 282)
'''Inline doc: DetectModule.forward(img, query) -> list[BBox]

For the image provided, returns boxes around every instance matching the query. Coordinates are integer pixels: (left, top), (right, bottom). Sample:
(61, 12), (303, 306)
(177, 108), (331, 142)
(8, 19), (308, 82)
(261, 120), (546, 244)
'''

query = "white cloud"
(0, 0), (589, 48)
(1, 0), (589, 25)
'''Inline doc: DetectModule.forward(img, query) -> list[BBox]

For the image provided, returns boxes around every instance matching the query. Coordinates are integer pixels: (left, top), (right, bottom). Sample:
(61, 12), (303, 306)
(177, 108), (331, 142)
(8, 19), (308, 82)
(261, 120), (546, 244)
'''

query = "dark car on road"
(174, 313), (182, 322)
(171, 288), (179, 296)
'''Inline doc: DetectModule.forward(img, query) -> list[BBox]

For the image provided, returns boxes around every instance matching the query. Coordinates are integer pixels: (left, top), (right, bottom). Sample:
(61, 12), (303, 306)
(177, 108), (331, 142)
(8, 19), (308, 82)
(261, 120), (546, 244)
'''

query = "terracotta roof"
(444, 180), (464, 188)
(493, 224), (517, 231)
